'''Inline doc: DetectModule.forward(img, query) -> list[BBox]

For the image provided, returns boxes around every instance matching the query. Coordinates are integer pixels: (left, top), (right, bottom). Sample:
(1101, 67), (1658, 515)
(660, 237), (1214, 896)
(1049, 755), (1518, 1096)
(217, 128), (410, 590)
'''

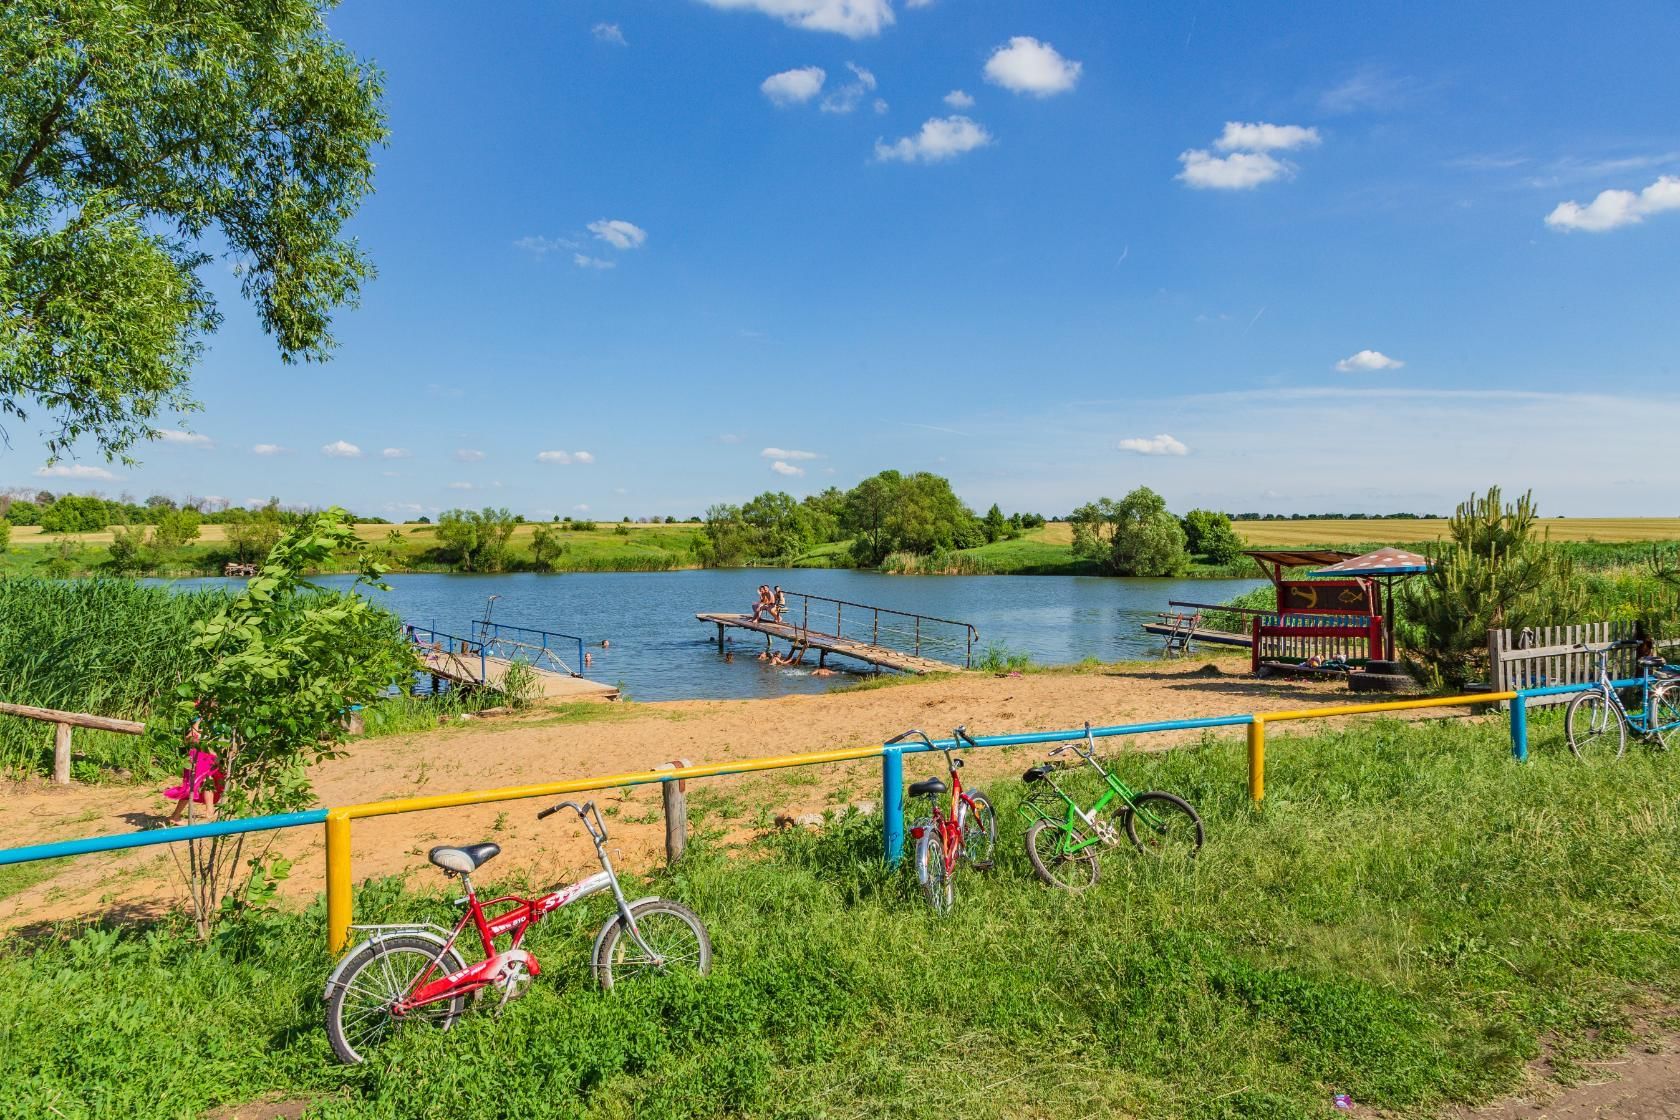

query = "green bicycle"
(1017, 722), (1203, 891)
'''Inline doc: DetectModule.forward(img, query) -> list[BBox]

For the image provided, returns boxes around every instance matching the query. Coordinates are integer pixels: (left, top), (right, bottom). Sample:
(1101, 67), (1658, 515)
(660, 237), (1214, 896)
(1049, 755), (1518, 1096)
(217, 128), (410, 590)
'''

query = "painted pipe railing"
(471, 621), (587, 678)
(0, 678), (1653, 953)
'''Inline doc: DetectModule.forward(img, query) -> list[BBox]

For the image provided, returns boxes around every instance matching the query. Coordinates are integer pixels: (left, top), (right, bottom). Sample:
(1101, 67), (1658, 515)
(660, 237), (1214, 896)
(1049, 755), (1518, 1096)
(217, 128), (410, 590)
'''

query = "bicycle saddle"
(1022, 766), (1047, 784)
(908, 778), (947, 800)
(428, 842), (501, 874)
(1639, 655), (1666, 668)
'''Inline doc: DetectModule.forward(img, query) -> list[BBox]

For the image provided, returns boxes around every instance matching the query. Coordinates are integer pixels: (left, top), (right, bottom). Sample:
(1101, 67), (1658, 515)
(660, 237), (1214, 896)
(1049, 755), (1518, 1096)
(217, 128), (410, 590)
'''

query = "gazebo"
(1312, 547), (1433, 662)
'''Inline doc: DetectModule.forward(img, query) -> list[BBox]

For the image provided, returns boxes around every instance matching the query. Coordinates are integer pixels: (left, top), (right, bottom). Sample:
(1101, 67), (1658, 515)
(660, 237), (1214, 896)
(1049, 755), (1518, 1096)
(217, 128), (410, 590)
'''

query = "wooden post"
(716, 622), (725, 650)
(657, 760), (690, 865)
(53, 722), (72, 785)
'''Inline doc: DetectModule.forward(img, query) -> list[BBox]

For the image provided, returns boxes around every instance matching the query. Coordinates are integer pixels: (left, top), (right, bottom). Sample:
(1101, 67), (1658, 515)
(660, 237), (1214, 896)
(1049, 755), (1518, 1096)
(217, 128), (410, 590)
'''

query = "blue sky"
(11, 0), (1680, 517)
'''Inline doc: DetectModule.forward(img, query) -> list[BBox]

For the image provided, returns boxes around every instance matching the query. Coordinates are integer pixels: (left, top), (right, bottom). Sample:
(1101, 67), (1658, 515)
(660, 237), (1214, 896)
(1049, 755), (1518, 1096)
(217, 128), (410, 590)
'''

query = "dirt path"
(1454, 1034), (1680, 1118)
(0, 656), (1472, 932)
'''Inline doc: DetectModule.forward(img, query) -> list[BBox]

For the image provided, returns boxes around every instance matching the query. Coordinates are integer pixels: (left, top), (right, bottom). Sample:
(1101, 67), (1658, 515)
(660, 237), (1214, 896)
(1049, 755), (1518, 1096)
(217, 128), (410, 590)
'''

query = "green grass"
(5, 716), (1680, 1118)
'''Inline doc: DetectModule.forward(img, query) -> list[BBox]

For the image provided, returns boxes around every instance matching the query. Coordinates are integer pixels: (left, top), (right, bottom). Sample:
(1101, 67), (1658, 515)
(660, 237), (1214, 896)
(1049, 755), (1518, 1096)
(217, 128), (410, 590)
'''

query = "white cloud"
(1214, 121), (1321, 153)
(454, 448), (486, 462)
(447, 481), (475, 491)
(573, 253), (616, 270)
(537, 450), (595, 465)
(592, 22), (626, 45)
(720, 433), (743, 444)
(761, 66), (826, 106)
(157, 430), (213, 448)
(36, 463), (118, 481)
(1117, 434), (1189, 456)
(587, 219), (648, 250)
(1546, 175), (1680, 232)
(513, 234), (578, 257)
(574, 503), (591, 512)
(382, 447), (411, 459)
(1335, 349), (1406, 372)
(821, 62), (877, 114)
(770, 460), (805, 477)
(874, 115), (992, 163)
(873, 97), (888, 114)
(697, 0), (894, 38)
(251, 443), (286, 456)
(761, 447), (820, 460)
(1177, 149), (1291, 190)
(983, 36), (1081, 97)
(321, 440), (362, 458)
(943, 89), (974, 108)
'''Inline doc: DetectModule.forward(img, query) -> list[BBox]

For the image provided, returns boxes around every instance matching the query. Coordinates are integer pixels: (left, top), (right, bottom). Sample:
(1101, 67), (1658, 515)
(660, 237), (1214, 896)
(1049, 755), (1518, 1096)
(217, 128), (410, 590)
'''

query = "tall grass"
(0, 580), (229, 777)
(5, 717), (1680, 1118)
(879, 549), (997, 575)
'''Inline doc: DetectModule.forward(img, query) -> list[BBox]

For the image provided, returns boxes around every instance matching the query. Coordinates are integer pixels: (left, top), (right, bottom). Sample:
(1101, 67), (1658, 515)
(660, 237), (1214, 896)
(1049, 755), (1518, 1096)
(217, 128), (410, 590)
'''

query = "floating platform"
(1140, 622), (1253, 648)
(697, 612), (964, 675)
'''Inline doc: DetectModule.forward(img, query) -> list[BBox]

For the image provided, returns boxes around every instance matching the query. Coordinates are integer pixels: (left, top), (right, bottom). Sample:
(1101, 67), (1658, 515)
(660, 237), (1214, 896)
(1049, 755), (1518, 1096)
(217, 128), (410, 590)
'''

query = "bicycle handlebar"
(885, 728), (934, 749)
(953, 726), (979, 748)
(536, 799), (609, 843)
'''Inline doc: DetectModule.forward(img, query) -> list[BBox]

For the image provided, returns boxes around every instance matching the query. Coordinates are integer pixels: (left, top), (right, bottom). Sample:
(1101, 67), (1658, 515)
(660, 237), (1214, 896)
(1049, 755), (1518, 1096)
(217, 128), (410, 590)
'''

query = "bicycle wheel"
(1565, 690), (1627, 760)
(1024, 818), (1099, 892)
(915, 826), (955, 913)
(325, 934), (467, 1065)
(1123, 792), (1204, 859)
(595, 899), (713, 990)
(961, 792), (997, 870)
(1650, 682), (1680, 751)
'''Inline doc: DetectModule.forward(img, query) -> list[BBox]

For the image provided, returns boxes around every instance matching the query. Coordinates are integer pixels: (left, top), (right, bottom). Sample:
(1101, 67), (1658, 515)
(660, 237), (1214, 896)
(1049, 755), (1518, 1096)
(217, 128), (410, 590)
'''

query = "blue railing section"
(0, 809), (330, 867)
(472, 621), (587, 679)
(404, 624), (490, 686)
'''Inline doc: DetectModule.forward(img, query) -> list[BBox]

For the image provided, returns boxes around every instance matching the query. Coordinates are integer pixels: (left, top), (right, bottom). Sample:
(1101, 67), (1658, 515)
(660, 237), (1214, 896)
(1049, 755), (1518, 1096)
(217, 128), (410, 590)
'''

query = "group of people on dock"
(751, 584), (787, 623)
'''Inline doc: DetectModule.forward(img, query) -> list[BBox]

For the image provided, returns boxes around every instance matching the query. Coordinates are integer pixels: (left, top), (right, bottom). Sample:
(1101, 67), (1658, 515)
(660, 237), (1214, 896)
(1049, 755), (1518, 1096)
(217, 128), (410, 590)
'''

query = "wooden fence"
(0, 701), (146, 784)
(1487, 622), (1680, 708)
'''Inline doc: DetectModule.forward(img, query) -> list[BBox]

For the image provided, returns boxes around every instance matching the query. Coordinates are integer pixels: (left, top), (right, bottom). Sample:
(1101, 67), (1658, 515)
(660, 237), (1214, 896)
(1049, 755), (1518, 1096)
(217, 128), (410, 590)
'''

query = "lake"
(167, 569), (1260, 702)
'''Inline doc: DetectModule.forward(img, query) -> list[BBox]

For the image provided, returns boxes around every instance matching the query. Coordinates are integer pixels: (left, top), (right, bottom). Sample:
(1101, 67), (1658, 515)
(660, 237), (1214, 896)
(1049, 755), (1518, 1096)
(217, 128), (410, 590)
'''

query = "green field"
(6, 715), (1680, 1118)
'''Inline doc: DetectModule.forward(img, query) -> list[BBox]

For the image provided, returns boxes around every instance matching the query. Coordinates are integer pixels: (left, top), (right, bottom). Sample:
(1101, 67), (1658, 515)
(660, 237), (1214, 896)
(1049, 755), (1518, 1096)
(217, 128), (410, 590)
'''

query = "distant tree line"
(1230, 512), (1443, 521)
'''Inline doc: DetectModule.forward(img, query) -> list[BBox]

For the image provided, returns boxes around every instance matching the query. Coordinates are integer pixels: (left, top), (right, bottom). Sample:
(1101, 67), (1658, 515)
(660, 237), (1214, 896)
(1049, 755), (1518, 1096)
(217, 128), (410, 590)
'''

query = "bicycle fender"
(323, 928), (453, 1003)
(592, 895), (664, 962)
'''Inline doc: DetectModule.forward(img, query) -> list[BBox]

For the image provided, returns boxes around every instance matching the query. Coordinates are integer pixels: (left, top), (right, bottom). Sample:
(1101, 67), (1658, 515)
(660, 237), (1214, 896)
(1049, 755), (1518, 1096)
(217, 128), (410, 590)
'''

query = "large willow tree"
(0, 1), (386, 459)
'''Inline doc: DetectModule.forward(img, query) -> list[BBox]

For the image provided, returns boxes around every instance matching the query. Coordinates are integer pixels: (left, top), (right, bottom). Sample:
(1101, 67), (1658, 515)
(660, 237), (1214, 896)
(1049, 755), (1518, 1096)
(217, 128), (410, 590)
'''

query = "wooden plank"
(697, 612), (962, 673)
(0, 701), (145, 735)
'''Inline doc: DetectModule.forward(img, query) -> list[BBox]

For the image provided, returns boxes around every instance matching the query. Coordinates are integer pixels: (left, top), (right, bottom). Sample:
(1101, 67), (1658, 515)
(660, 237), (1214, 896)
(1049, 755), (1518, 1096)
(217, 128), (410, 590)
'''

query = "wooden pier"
(408, 622), (619, 701)
(1140, 622), (1252, 648)
(697, 613), (966, 674)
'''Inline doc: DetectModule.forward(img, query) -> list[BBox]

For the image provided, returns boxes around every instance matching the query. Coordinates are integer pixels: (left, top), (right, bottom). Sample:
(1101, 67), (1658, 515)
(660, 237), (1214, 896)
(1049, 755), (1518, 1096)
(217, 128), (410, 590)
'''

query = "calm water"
(168, 570), (1263, 702)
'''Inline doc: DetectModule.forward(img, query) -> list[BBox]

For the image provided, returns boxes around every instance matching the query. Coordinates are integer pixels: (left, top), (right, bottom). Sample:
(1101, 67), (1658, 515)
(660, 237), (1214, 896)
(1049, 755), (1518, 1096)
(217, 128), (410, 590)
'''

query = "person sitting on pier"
(751, 585), (774, 622)
(773, 585), (787, 622)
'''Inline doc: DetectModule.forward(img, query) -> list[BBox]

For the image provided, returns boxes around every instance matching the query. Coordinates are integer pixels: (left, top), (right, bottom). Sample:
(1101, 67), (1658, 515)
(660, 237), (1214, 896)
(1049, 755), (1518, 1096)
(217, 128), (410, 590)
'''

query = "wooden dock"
(697, 612), (965, 675)
(1140, 622), (1252, 649)
(415, 644), (619, 701)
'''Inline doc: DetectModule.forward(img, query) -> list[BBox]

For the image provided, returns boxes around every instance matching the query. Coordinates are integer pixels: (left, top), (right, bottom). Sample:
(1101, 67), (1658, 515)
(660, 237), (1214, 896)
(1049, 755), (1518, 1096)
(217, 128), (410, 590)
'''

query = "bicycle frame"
(1579, 646), (1680, 738)
(894, 729), (984, 875)
(1018, 724), (1166, 855)
(361, 801), (658, 1017)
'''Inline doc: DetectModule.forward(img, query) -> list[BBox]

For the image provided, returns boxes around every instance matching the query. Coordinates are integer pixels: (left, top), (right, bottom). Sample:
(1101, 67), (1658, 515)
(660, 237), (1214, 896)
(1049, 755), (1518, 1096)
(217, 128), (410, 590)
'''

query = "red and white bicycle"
(324, 800), (711, 1064)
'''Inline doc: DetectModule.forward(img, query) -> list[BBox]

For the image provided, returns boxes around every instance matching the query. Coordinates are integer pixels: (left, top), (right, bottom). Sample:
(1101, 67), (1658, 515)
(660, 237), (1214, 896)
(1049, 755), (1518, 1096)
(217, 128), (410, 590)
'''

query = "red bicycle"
(323, 800), (711, 1064)
(894, 726), (997, 913)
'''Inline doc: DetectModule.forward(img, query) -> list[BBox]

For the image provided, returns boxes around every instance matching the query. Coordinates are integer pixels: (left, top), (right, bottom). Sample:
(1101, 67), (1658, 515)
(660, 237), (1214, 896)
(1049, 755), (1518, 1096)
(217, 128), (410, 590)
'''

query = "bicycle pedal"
(970, 859), (995, 872)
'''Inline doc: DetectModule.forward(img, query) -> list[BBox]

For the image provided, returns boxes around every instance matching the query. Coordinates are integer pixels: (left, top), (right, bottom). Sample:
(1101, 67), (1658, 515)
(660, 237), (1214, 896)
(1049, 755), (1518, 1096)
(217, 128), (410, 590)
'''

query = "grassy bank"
(5, 716), (1680, 1118)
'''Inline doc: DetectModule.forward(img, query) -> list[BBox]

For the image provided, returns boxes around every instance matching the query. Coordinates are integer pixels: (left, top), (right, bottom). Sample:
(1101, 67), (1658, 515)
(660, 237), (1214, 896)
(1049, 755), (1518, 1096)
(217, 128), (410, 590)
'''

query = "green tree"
(0, 2), (387, 460)
(843, 470), (902, 566)
(4, 500), (39, 526)
(800, 486), (847, 544)
(150, 506), (202, 552)
(888, 472), (980, 554)
(981, 503), (1009, 544)
(1400, 487), (1585, 687)
(1181, 508), (1245, 565)
(530, 524), (566, 571)
(106, 523), (149, 573)
(741, 491), (813, 560)
(226, 501), (285, 562)
(38, 494), (108, 533)
(435, 507), (518, 572)
(1107, 487), (1189, 576)
(1069, 498), (1122, 563)
(698, 503), (750, 568)
(150, 509), (412, 935)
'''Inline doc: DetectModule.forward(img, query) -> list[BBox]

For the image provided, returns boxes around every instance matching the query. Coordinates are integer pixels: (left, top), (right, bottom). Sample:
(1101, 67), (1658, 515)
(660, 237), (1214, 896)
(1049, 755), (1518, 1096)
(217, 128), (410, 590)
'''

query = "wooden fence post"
(53, 722), (72, 785)
(657, 760), (690, 865)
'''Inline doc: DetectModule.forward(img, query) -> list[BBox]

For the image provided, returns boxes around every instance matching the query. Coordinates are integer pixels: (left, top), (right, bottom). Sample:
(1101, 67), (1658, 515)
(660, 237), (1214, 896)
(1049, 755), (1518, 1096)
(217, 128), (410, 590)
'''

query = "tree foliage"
(0, 1), (387, 459)
(1181, 508), (1244, 565)
(1400, 487), (1585, 687)
(530, 524), (566, 571)
(435, 508), (518, 572)
(1073, 488), (1189, 576)
(149, 508), (412, 935)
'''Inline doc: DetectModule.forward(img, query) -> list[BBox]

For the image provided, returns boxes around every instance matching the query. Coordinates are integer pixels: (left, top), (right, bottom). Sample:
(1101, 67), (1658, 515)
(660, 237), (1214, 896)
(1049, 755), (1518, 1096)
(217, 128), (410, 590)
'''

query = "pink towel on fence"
(162, 748), (225, 804)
